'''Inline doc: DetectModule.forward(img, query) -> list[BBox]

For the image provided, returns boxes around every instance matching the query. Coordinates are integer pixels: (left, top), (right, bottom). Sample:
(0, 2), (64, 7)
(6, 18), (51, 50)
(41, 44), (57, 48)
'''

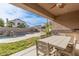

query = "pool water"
(0, 35), (25, 39)
(0, 36), (14, 39)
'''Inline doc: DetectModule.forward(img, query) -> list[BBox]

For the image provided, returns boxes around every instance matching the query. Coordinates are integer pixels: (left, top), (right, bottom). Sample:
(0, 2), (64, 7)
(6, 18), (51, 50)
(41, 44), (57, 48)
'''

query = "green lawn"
(0, 37), (39, 56)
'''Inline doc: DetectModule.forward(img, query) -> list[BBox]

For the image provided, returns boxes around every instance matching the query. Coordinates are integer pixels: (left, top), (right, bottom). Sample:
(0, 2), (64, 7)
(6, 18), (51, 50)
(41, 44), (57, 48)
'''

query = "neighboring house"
(34, 24), (46, 32)
(9, 19), (27, 28)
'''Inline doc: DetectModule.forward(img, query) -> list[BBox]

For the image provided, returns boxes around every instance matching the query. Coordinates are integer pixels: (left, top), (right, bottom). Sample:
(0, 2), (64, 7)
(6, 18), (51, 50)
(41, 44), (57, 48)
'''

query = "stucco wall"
(53, 21), (70, 30)
(0, 27), (39, 35)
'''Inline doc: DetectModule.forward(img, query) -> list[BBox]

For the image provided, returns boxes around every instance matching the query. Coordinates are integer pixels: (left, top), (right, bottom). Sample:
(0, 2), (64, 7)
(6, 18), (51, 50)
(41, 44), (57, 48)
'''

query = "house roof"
(11, 18), (25, 23)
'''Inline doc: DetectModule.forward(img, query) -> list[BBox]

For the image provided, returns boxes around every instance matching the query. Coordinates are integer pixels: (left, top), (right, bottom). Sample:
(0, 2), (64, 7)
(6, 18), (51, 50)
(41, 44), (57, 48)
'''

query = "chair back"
(36, 40), (52, 56)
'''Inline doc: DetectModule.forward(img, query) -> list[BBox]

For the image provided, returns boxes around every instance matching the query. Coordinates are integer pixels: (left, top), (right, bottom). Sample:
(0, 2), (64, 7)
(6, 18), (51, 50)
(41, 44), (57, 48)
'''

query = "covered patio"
(11, 3), (79, 56)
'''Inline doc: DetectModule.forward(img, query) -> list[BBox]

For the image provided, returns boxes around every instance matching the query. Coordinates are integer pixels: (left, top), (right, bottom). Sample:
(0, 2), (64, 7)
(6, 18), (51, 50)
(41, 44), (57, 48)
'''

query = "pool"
(0, 36), (12, 39)
(0, 35), (25, 40)
(0, 32), (42, 43)
(0, 35), (26, 43)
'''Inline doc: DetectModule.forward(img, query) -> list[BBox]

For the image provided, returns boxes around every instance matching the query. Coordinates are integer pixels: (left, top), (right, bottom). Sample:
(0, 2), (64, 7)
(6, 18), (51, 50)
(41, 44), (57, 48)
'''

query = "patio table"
(39, 35), (71, 50)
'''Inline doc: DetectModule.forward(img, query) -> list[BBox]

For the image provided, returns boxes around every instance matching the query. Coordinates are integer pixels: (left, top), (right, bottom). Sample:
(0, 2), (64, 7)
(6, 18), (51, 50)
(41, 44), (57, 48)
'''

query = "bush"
(0, 18), (4, 27)
(7, 21), (14, 27)
(17, 23), (26, 28)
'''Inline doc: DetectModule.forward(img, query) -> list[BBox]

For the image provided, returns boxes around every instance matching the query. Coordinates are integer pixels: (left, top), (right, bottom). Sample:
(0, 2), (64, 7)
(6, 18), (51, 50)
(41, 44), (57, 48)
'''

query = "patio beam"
(11, 3), (55, 20)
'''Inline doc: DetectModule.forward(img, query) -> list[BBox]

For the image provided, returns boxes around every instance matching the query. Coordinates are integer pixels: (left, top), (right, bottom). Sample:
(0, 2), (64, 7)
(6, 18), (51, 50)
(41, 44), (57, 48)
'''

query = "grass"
(0, 37), (39, 56)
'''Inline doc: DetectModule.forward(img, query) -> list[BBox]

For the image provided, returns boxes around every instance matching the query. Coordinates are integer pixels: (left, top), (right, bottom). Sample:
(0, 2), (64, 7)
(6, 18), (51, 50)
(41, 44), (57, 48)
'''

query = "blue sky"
(0, 3), (48, 27)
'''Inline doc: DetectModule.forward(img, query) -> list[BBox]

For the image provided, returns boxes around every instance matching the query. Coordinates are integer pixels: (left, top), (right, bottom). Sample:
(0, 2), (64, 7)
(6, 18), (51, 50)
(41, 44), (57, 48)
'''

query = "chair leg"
(36, 40), (39, 56)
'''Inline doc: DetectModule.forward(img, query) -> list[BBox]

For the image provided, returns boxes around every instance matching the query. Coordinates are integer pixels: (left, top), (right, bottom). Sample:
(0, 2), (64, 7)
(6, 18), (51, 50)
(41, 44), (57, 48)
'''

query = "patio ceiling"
(38, 3), (79, 16)
(12, 3), (79, 29)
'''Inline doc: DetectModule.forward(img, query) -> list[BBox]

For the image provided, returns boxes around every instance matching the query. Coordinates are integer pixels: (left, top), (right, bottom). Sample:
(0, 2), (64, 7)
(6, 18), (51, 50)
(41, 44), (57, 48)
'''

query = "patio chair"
(57, 43), (74, 56)
(65, 33), (75, 51)
(55, 34), (74, 56)
(36, 40), (57, 56)
(74, 39), (79, 56)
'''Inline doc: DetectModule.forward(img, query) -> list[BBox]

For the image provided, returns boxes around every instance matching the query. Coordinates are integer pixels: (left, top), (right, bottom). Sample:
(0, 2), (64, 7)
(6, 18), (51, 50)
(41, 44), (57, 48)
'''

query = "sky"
(0, 3), (48, 27)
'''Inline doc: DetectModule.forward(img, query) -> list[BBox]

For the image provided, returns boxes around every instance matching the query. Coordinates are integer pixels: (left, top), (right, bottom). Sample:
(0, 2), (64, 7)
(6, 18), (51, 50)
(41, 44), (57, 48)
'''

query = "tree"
(0, 18), (4, 27)
(17, 23), (27, 28)
(43, 20), (53, 36)
(7, 21), (14, 27)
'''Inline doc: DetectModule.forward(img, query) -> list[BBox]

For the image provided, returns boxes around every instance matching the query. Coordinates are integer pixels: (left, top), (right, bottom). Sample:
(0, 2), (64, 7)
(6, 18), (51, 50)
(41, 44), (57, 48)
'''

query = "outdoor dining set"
(35, 34), (79, 56)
